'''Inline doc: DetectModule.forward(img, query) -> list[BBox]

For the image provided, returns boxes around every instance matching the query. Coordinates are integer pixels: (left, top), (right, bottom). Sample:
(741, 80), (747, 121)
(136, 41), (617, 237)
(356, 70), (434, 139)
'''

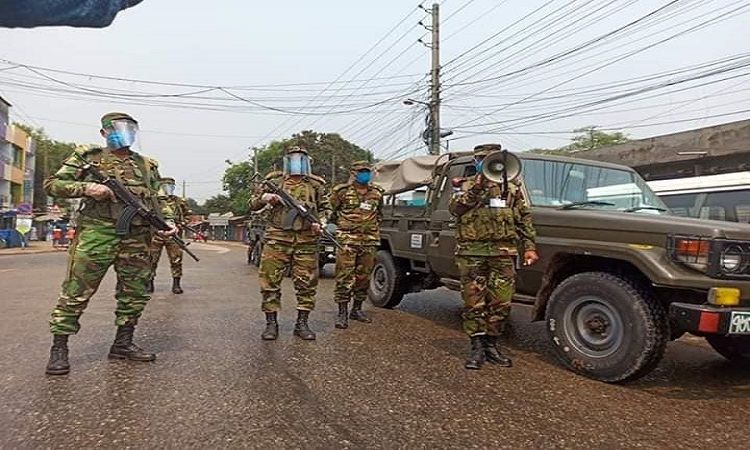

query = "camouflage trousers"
(334, 244), (376, 303)
(259, 240), (318, 312)
(456, 255), (516, 337)
(50, 223), (153, 335)
(150, 235), (183, 279)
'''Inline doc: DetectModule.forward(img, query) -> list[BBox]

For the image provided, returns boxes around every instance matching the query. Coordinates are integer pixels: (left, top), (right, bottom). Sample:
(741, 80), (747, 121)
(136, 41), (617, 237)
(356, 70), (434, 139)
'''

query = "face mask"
(284, 153), (311, 176)
(355, 171), (372, 184)
(474, 159), (484, 174)
(162, 184), (176, 196)
(106, 120), (138, 149)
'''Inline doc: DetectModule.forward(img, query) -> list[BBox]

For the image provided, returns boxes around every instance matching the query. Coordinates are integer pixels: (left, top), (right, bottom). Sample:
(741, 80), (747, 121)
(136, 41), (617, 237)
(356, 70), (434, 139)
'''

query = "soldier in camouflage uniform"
(148, 177), (191, 294)
(249, 146), (331, 341)
(43, 112), (178, 375)
(330, 160), (383, 329)
(449, 144), (539, 370)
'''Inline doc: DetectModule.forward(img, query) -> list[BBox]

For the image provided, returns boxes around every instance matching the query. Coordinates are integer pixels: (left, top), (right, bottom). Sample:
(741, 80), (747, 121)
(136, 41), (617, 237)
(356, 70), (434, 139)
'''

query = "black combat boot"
(464, 335), (485, 370)
(293, 310), (316, 340)
(335, 303), (349, 329)
(261, 312), (279, 340)
(146, 279), (154, 293)
(108, 323), (157, 361)
(349, 300), (372, 323)
(484, 335), (512, 367)
(46, 335), (70, 375)
(171, 277), (183, 294)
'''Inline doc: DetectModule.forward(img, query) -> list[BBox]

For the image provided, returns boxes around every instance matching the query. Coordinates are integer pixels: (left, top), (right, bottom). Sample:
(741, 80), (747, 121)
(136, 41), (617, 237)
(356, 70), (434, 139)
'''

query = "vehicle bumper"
(319, 245), (336, 264)
(670, 302), (750, 335)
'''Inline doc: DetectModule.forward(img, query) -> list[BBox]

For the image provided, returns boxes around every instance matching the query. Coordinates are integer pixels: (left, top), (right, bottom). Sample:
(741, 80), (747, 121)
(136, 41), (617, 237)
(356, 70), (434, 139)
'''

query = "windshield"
(521, 158), (670, 214)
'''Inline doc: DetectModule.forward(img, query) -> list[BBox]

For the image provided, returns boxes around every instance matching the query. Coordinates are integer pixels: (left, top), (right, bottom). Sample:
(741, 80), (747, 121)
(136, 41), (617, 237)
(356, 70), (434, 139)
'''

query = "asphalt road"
(1, 243), (748, 449)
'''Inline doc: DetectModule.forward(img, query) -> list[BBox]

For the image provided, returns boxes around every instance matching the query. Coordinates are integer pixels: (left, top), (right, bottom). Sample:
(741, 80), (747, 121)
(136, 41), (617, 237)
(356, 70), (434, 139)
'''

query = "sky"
(1, 0), (749, 202)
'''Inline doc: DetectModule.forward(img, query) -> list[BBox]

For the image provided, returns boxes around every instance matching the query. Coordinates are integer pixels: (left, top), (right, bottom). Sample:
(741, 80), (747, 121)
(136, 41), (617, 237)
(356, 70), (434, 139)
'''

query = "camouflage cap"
(159, 177), (176, 184)
(473, 143), (502, 156)
(101, 112), (137, 128)
(285, 146), (308, 155)
(350, 160), (373, 171)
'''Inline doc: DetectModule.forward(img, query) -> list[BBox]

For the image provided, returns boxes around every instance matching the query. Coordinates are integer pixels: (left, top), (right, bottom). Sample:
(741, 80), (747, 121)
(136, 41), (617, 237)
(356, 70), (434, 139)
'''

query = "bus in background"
(647, 171), (750, 223)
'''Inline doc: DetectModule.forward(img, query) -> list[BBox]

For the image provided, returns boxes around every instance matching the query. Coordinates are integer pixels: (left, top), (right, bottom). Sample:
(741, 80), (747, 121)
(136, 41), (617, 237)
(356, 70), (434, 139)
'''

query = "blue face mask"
(355, 171), (372, 184)
(474, 159), (484, 173)
(106, 130), (136, 149)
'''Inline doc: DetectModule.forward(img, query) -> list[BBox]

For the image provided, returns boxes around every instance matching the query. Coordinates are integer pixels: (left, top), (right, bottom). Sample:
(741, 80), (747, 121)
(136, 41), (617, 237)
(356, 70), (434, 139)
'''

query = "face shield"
(105, 119), (138, 149)
(283, 152), (311, 176)
(160, 182), (176, 196)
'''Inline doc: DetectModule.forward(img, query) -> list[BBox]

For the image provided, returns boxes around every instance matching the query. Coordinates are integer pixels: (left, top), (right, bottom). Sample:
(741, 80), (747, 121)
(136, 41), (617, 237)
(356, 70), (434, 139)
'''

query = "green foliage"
(250, 130), (375, 185)
(526, 126), (629, 155)
(15, 124), (80, 212)
(185, 197), (204, 215)
(205, 130), (375, 215)
(202, 194), (233, 214)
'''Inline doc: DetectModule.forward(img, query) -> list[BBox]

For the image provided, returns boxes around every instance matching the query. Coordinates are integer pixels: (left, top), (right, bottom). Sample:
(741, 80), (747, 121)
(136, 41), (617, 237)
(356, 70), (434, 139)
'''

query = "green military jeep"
(370, 151), (750, 382)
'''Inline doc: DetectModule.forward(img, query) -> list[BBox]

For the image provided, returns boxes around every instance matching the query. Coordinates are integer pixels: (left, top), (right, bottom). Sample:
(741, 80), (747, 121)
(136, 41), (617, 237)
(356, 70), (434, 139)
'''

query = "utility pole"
(429, 2), (441, 155)
(182, 180), (187, 199)
(251, 146), (258, 175)
(331, 154), (336, 185)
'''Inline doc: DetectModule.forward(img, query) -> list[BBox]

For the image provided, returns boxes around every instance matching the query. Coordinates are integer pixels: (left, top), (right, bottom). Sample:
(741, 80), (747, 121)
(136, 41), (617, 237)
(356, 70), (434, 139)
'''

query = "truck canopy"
(374, 152), (472, 194)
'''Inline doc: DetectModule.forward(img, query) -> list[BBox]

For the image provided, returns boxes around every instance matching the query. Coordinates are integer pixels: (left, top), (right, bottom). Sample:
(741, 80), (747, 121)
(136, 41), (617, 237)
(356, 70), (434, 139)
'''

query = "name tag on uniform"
(360, 202), (373, 211)
(489, 198), (507, 208)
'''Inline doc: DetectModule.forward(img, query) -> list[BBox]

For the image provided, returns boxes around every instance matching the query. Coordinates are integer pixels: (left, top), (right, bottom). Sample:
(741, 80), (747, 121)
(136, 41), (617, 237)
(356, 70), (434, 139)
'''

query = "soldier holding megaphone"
(449, 143), (539, 371)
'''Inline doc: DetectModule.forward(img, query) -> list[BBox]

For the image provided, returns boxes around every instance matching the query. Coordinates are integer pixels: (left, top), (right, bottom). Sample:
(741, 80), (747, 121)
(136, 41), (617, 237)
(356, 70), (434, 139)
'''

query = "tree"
(185, 197), (204, 215)
(206, 130), (376, 215)
(202, 194), (233, 214)
(250, 130), (375, 186)
(527, 126), (629, 155)
(15, 124), (81, 212)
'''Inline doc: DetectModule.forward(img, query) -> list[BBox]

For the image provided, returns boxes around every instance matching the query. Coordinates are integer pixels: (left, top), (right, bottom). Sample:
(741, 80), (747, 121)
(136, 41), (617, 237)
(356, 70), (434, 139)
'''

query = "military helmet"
(285, 146), (308, 155)
(473, 143), (502, 157)
(101, 112), (137, 128)
(160, 177), (176, 184)
(350, 160), (373, 171)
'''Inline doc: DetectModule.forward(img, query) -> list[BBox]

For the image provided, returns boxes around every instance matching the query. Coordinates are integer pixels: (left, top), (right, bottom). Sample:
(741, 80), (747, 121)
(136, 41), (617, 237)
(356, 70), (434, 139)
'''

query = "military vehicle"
(370, 151), (750, 382)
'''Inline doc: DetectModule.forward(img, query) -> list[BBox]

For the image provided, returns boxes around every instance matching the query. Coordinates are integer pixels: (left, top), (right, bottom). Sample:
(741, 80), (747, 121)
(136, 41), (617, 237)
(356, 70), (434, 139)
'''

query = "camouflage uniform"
(450, 144), (536, 369)
(44, 112), (174, 375)
(249, 146), (330, 340)
(330, 160), (383, 328)
(149, 180), (191, 293)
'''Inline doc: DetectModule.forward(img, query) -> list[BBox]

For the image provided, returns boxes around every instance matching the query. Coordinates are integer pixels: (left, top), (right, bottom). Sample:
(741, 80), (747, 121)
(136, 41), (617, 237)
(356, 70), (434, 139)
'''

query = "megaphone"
(481, 150), (522, 184)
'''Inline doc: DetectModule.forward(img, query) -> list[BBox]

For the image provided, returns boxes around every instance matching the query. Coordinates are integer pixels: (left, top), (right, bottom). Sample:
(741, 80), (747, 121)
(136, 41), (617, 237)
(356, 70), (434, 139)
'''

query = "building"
(572, 119), (750, 181)
(0, 95), (36, 226)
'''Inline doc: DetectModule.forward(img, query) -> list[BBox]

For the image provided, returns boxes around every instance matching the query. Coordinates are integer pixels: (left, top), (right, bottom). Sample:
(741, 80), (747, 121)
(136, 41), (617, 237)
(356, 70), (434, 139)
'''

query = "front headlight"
(720, 245), (746, 273)
(668, 235), (711, 272)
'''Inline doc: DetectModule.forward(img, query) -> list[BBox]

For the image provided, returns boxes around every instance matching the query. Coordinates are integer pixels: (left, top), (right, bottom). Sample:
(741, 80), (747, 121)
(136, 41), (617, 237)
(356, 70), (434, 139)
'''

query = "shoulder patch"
(372, 183), (385, 193)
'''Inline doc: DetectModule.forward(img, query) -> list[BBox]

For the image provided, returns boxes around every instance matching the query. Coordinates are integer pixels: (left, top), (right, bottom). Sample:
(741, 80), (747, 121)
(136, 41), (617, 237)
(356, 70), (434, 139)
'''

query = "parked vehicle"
(371, 151), (750, 383)
(648, 171), (750, 223)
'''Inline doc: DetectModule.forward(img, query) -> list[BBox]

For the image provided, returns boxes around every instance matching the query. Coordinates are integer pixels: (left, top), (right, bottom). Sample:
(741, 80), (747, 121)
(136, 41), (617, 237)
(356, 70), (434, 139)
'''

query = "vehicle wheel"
(368, 250), (407, 309)
(545, 272), (668, 383)
(706, 335), (750, 365)
(249, 241), (263, 267)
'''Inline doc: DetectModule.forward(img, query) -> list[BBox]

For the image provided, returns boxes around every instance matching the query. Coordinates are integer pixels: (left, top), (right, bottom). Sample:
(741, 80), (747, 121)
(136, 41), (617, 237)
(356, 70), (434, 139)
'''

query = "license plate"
(325, 246), (335, 252)
(728, 311), (750, 334)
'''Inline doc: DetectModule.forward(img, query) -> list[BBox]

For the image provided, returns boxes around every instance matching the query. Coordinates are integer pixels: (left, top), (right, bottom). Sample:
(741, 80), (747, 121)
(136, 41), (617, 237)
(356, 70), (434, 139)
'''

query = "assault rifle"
(254, 174), (342, 250)
(72, 154), (200, 262)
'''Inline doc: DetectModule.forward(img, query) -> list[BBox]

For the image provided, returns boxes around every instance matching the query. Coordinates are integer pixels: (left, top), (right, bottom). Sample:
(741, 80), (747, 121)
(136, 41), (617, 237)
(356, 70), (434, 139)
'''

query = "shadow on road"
(390, 289), (750, 400)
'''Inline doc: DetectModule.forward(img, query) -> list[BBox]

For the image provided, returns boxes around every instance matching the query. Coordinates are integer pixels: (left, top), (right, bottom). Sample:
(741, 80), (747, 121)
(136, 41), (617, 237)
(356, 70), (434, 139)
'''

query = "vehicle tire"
(368, 250), (407, 309)
(706, 335), (750, 365)
(249, 241), (263, 267)
(545, 271), (668, 383)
